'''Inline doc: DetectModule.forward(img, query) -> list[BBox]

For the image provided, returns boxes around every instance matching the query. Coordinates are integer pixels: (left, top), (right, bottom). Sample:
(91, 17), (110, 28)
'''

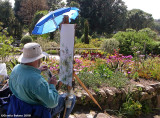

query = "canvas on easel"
(59, 24), (75, 87)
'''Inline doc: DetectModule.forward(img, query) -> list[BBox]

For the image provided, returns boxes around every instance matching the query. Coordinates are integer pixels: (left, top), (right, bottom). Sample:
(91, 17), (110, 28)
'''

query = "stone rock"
(145, 85), (155, 93)
(150, 83), (160, 89)
(121, 88), (127, 100)
(156, 95), (160, 108)
(69, 115), (76, 118)
(99, 89), (106, 98)
(140, 92), (152, 101)
(74, 113), (87, 118)
(86, 114), (94, 118)
(150, 83), (160, 94)
(154, 115), (160, 118)
(90, 110), (96, 116)
(136, 84), (145, 91)
(105, 88), (115, 102)
(76, 92), (83, 104)
(96, 113), (112, 118)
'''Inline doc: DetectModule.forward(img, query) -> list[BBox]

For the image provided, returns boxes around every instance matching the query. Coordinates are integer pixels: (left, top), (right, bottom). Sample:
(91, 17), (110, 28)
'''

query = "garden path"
(68, 110), (160, 118)
(12, 54), (81, 60)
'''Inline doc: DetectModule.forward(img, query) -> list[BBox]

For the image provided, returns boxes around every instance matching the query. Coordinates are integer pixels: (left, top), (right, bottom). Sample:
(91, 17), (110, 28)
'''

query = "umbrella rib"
(52, 17), (58, 29)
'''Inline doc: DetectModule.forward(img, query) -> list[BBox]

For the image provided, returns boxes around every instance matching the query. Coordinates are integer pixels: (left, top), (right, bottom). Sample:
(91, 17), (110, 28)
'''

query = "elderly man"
(9, 42), (76, 118)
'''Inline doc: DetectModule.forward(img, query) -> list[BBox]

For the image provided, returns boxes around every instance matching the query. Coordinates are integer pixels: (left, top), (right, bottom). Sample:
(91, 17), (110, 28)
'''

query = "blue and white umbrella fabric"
(32, 7), (79, 35)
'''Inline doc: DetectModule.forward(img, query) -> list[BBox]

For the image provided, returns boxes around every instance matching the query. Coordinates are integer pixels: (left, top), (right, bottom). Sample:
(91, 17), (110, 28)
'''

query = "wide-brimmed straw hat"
(18, 43), (48, 63)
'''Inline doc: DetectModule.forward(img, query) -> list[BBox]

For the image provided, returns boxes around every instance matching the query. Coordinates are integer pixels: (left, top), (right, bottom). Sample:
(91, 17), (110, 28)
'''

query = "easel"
(57, 15), (102, 118)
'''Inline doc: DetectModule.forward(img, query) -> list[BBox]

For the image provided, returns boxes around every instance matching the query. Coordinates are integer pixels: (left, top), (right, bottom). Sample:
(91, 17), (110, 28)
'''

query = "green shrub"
(84, 20), (89, 44)
(152, 41), (160, 55)
(90, 38), (103, 48)
(113, 29), (157, 55)
(46, 50), (58, 55)
(21, 35), (33, 45)
(35, 38), (58, 51)
(81, 34), (92, 44)
(101, 38), (119, 54)
(75, 43), (95, 48)
(0, 35), (16, 63)
(106, 72), (129, 88)
(77, 64), (128, 91)
(122, 97), (142, 116)
(139, 28), (158, 40)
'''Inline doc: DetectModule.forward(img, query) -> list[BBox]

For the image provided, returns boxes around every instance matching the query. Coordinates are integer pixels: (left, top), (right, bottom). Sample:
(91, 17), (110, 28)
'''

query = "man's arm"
(34, 79), (59, 108)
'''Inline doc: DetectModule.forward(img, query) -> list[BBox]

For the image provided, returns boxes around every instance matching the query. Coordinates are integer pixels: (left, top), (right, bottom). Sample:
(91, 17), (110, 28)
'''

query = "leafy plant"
(101, 38), (119, 54)
(113, 29), (158, 55)
(0, 35), (16, 63)
(35, 38), (58, 51)
(137, 56), (160, 80)
(90, 38), (102, 48)
(94, 63), (113, 78)
(6, 58), (19, 74)
(75, 43), (95, 48)
(121, 89), (142, 116)
(122, 97), (142, 116)
(21, 35), (33, 45)
(106, 50), (133, 72)
(106, 72), (129, 88)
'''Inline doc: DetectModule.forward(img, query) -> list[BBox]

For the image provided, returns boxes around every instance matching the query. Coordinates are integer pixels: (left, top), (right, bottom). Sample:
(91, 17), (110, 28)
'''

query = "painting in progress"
(59, 24), (75, 86)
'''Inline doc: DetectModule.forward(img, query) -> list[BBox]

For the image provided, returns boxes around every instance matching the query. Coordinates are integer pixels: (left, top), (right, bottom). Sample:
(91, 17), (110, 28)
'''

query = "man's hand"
(48, 76), (57, 86)
(39, 65), (48, 72)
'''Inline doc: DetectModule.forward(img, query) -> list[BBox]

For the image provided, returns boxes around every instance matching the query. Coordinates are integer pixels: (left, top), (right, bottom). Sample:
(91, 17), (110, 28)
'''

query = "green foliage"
(126, 9), (154, 31)
(81, 34), (91, 44)
(21, 35), (33, 45)
(138, 57), (160, 80)
(6, 58), (19, 74)
(122, 97), (142, 116)
(35, 37), (58, 51)
(77, 68), (103, 91)
(73, 0), (127, 34)
(68, 1), (80, 8)
(106, 72), (129, 88)
(0, 0), (14, 29)
(152, 41), (160, 54)
(101, 38), (119, 54)
(90, 38), (102, 48)
(94, 62), (113, 79)
(141, 100), (152, 114)
(14, 0), (22, 22)
(77, 62), (128, 90)
(153, 19), (160, 35)
(49, 0), (65, 11)
(113, 29), (157, 55)
(0, 35), (16, 63)
(75, 43), (95, 48)
(83, 20), (89, 44)
(46, 50), (58, 55)
(75, 37), (82, 44)
(138, 28), (158, 40)
(133, 72), (139, 81)
(9, 17), (23, 40)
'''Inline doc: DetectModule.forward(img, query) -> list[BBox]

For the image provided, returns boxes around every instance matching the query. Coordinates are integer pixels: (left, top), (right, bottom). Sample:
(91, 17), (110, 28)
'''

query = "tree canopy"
(17, 0), (48, 25)
(126, 9), (154, 31)
(0, 0), (14, 29)
(70, 0), (127, 34)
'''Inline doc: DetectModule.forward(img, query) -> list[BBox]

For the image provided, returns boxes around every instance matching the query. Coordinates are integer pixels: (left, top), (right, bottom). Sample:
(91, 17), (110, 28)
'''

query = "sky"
(123, 0), (160, 19)
(8, 0), (160, 19)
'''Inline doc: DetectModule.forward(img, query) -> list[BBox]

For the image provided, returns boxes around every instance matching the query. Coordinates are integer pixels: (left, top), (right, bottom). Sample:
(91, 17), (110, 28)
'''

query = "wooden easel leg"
(73, 72), (102, 110)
